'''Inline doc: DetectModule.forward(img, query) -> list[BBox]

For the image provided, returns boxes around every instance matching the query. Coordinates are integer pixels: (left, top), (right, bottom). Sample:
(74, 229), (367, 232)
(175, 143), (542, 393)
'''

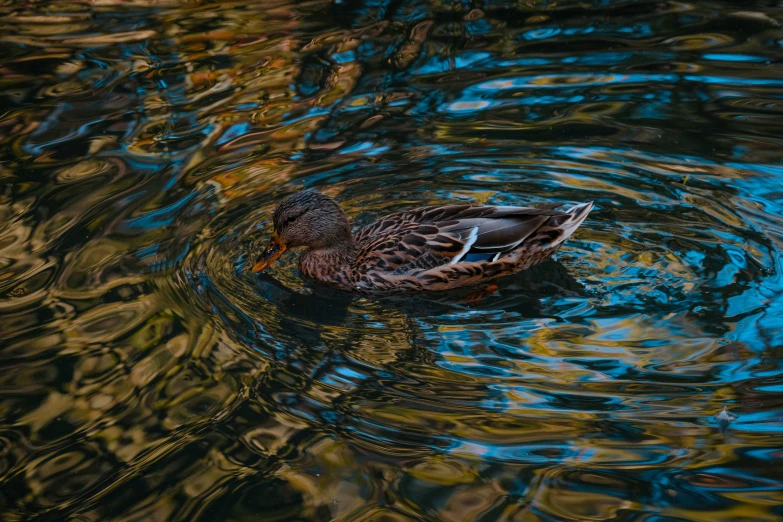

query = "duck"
(252, 189), (593, 293)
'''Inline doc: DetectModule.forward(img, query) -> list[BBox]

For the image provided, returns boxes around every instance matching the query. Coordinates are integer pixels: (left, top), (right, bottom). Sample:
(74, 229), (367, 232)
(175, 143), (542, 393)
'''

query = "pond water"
(2, 0), (783, 520)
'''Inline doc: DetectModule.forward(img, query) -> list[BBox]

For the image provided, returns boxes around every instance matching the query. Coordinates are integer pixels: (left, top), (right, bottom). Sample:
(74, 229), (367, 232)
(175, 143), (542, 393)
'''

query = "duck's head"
(252, 189), (351, 273)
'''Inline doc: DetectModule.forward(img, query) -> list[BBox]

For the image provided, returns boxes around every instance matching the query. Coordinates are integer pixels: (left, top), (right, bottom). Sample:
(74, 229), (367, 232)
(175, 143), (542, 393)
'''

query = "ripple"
(1, 0), (783, 520)
(664, 33), (736, 50)
(55, 158), (125, 183)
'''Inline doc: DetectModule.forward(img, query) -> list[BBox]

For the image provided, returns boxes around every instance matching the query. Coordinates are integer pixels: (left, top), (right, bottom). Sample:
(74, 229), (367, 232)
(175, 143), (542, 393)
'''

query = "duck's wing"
(353, 204), (571, 276)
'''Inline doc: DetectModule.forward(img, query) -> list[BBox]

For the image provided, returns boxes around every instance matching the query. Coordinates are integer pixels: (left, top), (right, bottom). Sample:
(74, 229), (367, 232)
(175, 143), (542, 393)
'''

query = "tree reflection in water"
(1, 0), (782, 520)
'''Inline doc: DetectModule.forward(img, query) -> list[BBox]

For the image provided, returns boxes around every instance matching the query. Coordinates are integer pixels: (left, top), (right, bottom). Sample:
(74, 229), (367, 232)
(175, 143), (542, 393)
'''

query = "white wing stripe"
(450, 226), (479, 264)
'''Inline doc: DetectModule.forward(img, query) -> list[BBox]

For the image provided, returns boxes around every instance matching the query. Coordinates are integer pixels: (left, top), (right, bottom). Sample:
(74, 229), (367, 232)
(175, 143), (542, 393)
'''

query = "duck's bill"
(252, 232), (287, 273)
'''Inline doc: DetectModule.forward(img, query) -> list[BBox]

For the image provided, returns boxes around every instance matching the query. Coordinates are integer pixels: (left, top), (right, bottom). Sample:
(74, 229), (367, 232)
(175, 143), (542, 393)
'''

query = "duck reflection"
(252, 259), (584, 322)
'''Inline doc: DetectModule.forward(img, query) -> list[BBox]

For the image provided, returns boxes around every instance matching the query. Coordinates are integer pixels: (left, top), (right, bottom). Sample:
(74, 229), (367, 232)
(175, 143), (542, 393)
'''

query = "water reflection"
(2, 0), (783, 520)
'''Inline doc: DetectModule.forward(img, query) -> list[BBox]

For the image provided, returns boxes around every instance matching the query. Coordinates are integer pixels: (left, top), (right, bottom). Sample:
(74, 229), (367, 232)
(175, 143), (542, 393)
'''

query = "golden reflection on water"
(2, 0), (783, 520)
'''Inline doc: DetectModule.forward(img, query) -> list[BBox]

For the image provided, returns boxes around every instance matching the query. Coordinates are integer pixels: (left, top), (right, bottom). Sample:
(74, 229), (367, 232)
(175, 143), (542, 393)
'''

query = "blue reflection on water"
(3, 0), (783, 520)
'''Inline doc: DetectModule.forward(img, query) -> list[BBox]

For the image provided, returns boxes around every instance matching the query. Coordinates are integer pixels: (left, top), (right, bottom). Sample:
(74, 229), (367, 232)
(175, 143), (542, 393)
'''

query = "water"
(1, 0), (782, 520)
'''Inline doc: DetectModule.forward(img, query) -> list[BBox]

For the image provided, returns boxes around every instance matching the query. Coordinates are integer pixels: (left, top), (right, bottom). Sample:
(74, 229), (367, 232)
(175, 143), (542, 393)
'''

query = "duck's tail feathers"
(535, 201), (593, 251)
(560, 201), (594, 242)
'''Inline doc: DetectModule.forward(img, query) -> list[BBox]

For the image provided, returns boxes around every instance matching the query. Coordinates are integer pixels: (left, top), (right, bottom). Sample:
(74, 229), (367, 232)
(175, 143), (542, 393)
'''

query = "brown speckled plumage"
(253, 190), (593, 293)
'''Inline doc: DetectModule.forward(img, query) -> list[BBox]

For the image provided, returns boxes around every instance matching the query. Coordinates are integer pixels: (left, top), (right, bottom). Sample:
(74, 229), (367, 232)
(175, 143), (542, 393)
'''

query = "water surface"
(1, 0), (783, 520)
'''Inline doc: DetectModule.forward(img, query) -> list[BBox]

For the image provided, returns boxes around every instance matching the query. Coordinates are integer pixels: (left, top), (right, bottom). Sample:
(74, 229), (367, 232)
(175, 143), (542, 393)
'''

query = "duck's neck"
(299, 238), (357, 283)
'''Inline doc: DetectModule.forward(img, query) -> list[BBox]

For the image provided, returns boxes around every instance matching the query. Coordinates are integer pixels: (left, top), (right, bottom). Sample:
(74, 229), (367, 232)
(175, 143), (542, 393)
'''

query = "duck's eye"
(286, 215), (297, 224)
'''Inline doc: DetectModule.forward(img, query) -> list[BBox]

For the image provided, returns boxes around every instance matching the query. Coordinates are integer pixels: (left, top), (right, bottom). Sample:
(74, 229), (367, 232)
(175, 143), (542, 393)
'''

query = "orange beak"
(252, 232), (287, 273)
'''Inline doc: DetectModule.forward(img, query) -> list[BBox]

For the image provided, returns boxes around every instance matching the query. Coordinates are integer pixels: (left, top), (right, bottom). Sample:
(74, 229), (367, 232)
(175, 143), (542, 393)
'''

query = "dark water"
(2, 0), (783, 520)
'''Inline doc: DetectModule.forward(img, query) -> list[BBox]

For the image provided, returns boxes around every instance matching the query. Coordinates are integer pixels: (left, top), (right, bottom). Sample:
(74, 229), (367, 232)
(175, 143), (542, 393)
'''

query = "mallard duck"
(252, 189), (593, 293)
